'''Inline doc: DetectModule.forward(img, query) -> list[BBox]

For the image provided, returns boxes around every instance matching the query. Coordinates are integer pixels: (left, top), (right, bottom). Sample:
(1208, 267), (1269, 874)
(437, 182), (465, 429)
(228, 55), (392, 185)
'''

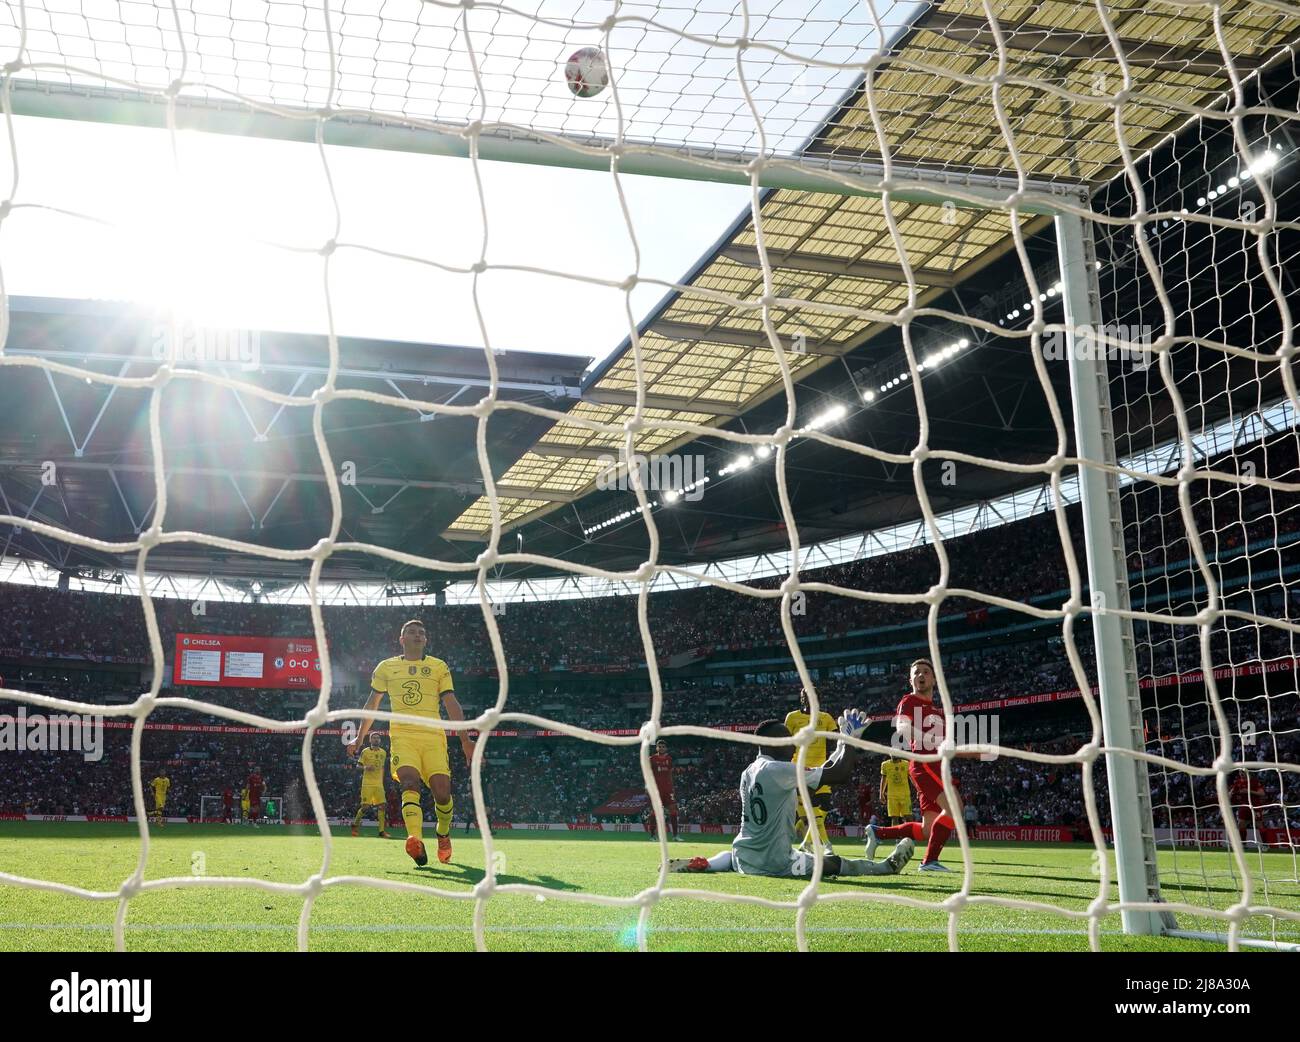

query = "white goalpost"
(0, 0), (1297, 951)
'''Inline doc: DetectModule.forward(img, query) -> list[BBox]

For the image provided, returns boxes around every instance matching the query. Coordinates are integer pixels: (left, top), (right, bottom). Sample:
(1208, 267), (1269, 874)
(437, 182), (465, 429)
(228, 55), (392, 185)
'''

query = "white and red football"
(565, 47), (609, 99)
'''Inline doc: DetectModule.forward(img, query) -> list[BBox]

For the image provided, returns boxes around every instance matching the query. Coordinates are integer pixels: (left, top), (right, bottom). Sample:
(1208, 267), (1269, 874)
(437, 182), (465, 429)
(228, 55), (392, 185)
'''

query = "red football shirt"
(1230, 773), (1265, 803)
(650, 753), (674, 795)
(247, 773), (263, 798)
(894, 693), (944, 754)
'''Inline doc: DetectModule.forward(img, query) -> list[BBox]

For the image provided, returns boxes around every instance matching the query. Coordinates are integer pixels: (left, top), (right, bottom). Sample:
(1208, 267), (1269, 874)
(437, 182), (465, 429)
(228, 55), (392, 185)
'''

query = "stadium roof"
(441, 0), (1300, 542)
(1, 1), (1297, 589)
(0, 296), (590, 583)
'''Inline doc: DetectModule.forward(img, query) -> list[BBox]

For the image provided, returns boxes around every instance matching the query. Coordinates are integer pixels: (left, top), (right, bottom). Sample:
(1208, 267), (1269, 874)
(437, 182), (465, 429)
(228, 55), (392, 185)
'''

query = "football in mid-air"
(565, 47), (608, 98)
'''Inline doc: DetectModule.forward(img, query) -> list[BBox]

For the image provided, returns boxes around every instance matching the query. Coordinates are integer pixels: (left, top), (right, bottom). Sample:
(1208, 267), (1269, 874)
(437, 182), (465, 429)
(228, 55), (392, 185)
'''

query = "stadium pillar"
(1056, 208), (1171, 936)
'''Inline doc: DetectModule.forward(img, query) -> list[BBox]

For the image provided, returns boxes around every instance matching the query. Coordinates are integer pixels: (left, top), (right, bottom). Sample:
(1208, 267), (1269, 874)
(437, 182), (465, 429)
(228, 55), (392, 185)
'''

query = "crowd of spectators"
(2, 433), (1297, 835)
(3, 689), (1297, 836)
(2, 432), (1296, 682)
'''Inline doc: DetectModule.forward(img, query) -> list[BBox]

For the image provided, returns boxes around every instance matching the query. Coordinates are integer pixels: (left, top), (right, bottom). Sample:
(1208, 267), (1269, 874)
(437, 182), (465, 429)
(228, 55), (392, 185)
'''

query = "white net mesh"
(1, 0), (1299, 951)
(1096, 104), (1300, 941)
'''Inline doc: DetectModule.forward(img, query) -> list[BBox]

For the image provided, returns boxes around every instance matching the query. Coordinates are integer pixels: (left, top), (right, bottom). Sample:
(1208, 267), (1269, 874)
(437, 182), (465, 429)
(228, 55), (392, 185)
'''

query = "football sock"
(814, 807), (830, 845)
(705, 850), (734, 872)
(924, 815), (955, 863)
(795, 815), (809, 844)
(874, 821), (923, 842)
(670, 813), (679, 837)
(353, 806), (365, 828)
(377, 807), (386, 832)
(832, 856), (891, 876)
(401, 790), (424, 841)
(434, 798), (454, 838)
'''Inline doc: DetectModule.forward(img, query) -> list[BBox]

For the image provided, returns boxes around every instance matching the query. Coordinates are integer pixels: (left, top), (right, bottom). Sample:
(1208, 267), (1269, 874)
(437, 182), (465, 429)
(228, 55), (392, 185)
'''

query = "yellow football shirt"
(152, 777), (169, 798)
(783, 709), (837, 768)
(358, 746), (387, 778)
(370, 655), (454, 741)
(882, 759), (910, 798)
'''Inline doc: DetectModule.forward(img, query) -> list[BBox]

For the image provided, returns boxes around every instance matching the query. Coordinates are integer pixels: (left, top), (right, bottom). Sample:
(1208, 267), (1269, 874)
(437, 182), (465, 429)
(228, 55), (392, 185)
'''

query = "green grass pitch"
(1, 823), (1296, 952)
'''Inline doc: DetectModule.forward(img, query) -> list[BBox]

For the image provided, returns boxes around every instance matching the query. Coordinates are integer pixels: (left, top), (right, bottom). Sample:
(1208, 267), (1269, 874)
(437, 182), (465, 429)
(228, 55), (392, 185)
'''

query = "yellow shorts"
(153, 796), (166, 811)
(240, 802), (250, 815)
(391, 732), (449, 784)
(360, 783), (385, 806)
(888, 798), (912, 818)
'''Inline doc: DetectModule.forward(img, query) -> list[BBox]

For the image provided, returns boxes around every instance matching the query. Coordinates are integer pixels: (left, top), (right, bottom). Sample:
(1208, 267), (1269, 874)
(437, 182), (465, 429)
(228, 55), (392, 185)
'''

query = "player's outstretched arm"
(818, 744), (859, 787)
(347, 689), (384, 757)
(670, 850), (733, 873)
(441, 691), (476, 763)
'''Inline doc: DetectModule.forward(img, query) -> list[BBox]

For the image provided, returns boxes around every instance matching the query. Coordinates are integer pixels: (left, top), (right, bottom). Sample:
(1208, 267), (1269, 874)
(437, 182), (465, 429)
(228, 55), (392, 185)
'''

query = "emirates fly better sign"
(173, 634), (321, 689)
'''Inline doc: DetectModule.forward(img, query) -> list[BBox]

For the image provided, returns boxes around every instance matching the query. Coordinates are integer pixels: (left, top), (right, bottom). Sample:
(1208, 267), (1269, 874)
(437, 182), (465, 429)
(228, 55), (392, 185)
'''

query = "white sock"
(706, 850), (734, 872)
(835, 856), (892, 876)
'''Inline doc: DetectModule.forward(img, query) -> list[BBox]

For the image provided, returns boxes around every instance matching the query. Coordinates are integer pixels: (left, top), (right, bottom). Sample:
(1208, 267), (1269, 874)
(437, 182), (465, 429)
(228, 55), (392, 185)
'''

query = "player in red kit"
(386, 788), (402, 836)
(1229, 769), (1267, 846)
(649, 740), (681, 841)
(247, 769), (264, 826)
(864, 659), (980, 872)
(221, 788), (233, 824)
(857, 781), (874, 825)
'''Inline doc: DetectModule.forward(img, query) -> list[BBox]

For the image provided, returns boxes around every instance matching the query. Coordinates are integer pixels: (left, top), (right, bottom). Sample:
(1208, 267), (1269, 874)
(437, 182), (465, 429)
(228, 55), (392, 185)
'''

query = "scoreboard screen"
(173, 634), (321, 689)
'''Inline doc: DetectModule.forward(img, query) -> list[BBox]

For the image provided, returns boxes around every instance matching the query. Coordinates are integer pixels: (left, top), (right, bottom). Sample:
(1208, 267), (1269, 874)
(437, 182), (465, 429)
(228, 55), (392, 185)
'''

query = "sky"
(0, 0), (916, 371)
(0, 115), (752, 366)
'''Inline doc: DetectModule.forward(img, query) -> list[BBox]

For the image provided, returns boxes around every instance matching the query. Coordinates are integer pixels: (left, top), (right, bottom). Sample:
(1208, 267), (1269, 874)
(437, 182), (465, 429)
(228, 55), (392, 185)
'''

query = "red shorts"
(656, 790), (677, 814)
(908, 760), (946, 814)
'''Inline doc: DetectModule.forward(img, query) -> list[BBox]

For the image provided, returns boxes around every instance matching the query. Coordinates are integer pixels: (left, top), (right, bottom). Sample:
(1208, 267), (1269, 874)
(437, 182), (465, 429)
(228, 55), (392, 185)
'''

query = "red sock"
(670, 814), (679, 837)
(924, 815), (954, 864)
(874, 822), (923, 842)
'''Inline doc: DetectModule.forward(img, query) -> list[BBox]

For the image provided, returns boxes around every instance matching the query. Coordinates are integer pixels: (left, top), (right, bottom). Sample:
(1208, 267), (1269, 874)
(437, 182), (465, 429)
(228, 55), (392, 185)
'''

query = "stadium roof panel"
(0, 295), (592, 578)
(444, 0), (1299, 540)
(810, 0), (1299, 180)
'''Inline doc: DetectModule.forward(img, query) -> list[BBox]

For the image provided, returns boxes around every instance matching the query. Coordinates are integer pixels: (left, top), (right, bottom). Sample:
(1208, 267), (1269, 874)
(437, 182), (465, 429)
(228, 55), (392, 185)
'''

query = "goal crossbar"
(5, 80), (1085, 213)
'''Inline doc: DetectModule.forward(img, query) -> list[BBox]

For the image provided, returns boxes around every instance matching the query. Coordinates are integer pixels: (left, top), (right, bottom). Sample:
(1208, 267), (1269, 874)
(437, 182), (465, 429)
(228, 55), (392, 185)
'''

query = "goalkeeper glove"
(838, 708), (868, 740)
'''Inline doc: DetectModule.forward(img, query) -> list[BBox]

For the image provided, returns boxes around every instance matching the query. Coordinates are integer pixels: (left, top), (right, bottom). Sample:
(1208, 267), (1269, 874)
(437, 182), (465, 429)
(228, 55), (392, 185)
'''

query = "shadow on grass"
(382, 863), (582, 891)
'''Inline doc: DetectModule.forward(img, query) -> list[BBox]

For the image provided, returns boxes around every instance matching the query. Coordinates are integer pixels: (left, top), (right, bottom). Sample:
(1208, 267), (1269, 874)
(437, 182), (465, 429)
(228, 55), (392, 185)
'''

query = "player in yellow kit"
(784, 688), (838, 855)
(239, 786), (250, 823)
(349, 620), (474, 868)
(879, 756), (912, 824)
(150, 772), (170, 827)
(352, 731), (390, 838)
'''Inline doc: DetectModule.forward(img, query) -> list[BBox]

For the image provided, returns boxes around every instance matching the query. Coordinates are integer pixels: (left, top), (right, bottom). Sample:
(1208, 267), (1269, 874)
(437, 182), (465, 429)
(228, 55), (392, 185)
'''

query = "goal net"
(199, 795), (284, 823)
(0, 0), (1298, 951)
(1096, 100), (1300, 944)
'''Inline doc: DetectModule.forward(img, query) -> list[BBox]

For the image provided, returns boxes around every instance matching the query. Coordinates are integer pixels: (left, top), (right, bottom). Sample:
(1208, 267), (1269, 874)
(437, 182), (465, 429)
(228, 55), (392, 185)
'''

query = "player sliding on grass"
(864, 658), (981, 872)
(349, 619), (474, 868)
(670, 711), (914, 879)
